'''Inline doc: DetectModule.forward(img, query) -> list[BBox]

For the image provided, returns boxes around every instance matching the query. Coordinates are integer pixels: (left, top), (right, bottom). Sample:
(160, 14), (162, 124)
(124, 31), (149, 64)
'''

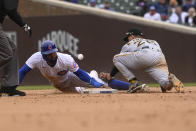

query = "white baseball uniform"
(25, 52), (97, 92)
(113, 38), (171, 88)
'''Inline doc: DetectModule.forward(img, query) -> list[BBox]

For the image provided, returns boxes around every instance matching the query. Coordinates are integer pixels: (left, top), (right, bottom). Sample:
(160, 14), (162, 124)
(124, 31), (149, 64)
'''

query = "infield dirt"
(0, 87), (196, 131)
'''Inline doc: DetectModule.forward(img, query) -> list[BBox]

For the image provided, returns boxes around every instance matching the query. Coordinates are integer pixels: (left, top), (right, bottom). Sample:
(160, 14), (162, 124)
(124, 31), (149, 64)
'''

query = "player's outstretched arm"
(19, 64), (32, 84)
(99, 72), (130, 90)
(74, 68), (103, 88)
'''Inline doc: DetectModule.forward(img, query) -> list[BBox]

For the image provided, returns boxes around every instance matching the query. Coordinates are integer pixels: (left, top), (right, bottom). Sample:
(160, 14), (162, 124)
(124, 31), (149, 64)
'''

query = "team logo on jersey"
(73, 62), (79, 69)
(57, 70), (68, 76)
(48, 45), (52, 50)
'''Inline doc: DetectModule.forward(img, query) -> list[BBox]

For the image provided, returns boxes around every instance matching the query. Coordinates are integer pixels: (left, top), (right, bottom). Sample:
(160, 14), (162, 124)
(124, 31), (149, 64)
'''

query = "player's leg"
(145, 54), (184, 93)
(2, 38), (18, 86)
(113, 52), (148, 93)
(0, 29), (13, 66)
(155, 55), (184, 93)
(53, 75), (83, 93)
(113, 53), (136, 81)
(143, 51), (172, 92)
(146, 66), (172, 92)
(1, 49), (25, 96)
(60, 72), (93, 93)
(147, 68), (184, 93)
(0, 31), (25, 96)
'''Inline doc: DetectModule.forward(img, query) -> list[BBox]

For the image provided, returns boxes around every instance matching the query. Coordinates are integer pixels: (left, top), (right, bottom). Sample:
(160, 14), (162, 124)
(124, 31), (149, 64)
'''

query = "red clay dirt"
(0, 87), (196, 131)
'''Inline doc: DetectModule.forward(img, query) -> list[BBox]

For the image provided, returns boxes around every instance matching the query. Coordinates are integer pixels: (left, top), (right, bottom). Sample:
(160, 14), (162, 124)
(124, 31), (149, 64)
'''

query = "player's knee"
(0, 52), (14, 67)
(160, 80), (173, 90)
(5, 50), (14, 61)
(113, 55), (120, 63)
(2, 46), (14, 61)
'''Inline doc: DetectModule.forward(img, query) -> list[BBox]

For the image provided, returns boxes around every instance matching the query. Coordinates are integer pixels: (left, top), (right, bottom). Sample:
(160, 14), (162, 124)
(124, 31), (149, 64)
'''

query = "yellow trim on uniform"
(113, 52), (134, 62)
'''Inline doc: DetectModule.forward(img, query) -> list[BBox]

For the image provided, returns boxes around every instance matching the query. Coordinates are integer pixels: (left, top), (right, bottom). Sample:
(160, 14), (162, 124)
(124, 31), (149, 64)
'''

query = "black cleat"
(127, 81), (148, 93)
(0, 86), (26, 97)
(160, 86), (167, 93)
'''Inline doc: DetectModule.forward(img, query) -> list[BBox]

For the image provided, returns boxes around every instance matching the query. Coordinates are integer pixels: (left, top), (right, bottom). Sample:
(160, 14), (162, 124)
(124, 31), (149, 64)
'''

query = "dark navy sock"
(108, 79), (130, 90)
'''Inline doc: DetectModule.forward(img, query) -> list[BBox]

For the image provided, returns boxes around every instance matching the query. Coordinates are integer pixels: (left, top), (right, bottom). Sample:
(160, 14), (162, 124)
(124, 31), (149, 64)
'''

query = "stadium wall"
(18, 0), (82, 17)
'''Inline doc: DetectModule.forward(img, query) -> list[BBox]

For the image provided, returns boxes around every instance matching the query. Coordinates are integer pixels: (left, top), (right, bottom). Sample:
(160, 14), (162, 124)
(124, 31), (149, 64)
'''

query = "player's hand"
(23, 24), (32, 37)
(99, 72), (112, 82)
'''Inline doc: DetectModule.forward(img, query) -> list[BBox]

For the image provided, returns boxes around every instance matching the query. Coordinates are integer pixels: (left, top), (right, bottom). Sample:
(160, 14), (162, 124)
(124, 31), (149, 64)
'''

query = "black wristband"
(110, 66), (119, 77)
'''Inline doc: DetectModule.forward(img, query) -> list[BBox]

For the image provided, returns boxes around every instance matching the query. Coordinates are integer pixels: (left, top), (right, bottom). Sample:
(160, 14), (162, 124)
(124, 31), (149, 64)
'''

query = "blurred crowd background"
(61, 0), (196, 27)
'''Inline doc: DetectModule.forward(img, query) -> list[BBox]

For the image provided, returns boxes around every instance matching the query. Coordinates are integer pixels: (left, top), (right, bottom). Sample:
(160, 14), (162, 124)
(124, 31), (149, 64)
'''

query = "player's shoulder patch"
(73, 62), (79, 69)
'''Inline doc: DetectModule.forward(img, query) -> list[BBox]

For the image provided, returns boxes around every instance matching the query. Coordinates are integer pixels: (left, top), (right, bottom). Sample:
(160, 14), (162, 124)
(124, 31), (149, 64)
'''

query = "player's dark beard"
(47, 58), (57, 67)
(42, 55), (58, 67)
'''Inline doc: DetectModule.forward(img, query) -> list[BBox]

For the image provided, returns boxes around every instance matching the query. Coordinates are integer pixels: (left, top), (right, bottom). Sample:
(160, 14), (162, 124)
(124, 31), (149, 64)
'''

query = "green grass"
(18, 85), (55, 90)
(17, 83), (196, 90)
(183, 83), (196, 86)
(148, 83), (160, 87)
(148, 83), (196, 87)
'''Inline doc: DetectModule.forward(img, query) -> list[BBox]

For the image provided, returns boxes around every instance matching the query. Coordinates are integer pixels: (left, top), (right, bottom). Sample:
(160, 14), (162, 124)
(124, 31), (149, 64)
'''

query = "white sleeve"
(63, 55), (79, 72)
(25, 52), (41, 69)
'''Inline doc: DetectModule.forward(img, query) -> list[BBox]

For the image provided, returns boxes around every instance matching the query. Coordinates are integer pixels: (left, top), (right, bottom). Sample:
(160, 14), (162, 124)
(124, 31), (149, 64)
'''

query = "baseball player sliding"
(19, 40), (109, 93)
(100, 28), (184, 93)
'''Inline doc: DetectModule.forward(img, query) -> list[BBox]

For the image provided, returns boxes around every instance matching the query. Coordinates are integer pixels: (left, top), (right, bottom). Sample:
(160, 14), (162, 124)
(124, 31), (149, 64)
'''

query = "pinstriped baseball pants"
(113, 49), (171, 88)
(0, 24), (18, 87)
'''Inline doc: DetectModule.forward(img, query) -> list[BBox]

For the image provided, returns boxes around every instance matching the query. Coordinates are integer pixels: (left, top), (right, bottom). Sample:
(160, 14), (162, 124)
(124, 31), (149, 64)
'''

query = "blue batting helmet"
(41, 40), (58, 55)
